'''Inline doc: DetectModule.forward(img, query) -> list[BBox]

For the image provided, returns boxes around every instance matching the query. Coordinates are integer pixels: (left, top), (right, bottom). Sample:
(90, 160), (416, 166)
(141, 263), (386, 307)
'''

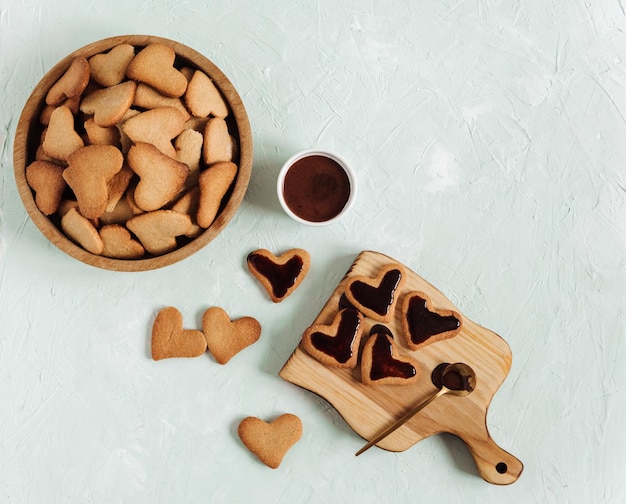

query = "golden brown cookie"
(302, 308), (364, 368)
(88, 43), (136, 87)
(84, 118), (121, 147)
(126, 209), (192, 255)
(121, 106), (186, 158)
(202, 117), (233, 165)
(344, 263), (406, 323)
(400, 291), (462, 351)
(174, 128), (203, 191)
(63, 145), (124, 220)
(126, 43), (188, 97)
(238, 414), (303, 469)
(151, 306), (207, 360)
(171, 187), (202, 238)
(127, 142), (189, 211)
(99, 224), (145, 259)
(133, 83), (191, 121)
(79, 81), (137, 127)
(201, 307), (261, 364)
(41, 106), (85, 161)
(196, 161), (237, 228)
(360, 328), (419, 386)
(40, 95), (81, 126)
(60, 207), (104, 254)
(184, 70), (228, 118)
(99, 196), (135, 226)
(25, 160), (67, 215)
(246, 248), (311, 303)
(105, 163), (134, 213)
(45, 56), (90, 106)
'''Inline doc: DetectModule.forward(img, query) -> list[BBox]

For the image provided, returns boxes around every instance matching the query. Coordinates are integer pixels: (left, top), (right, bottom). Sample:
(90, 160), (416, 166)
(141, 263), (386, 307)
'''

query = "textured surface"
(1, 0), (624, 502)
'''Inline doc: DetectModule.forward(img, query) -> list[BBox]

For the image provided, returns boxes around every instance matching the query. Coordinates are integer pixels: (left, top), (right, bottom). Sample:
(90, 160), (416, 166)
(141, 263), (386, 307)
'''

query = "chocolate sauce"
(405, 295), (460, 345)
(247, 252), (304, 300)
(431, 362), (473, 391)
(282, 155), (351, 222)
(369, 332), (416, 381)
(349, 269), (402, 317)
(369, 324), (393, 338)
(442, 368), (471, 391)
(338, 293), (354, 311)
(310, 308), (361, 364)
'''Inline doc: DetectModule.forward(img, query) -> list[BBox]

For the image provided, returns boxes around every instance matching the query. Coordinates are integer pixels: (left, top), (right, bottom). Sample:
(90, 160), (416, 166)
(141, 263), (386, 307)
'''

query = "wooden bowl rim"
(13, 34), (253, 272)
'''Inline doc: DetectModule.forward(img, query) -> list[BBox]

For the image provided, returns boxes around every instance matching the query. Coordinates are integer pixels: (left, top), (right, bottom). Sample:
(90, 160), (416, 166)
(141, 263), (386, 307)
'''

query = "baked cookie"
(202, 117), (233, 165)
(151, 306), (207, 360)
(344, 263), (406, 322)
(25, 160), (66, 215)
(126, 43), (188, 98)
(126, 209), (192, 255)
(41, 105), (84, 161)
(246, 248), (311, 303)
(60, 207), (104, 255)
(45, 56), (90, 106)
(88, 43), (136, 87)
(63, 145), (124, 220)
(401, 291), (462, 351)
(127, 142), (189, 211)
(301, 308), (364, 368)
(202, 306), (261, 364)
(184, 70), (228, 118)
(99, 224), (145, 259)
(196, 161), (237, 228)
(121, 106), (186, 158)
(79, 81), (136, 128)
(360, 326), (419, 386)
(238, 414), (303, 469)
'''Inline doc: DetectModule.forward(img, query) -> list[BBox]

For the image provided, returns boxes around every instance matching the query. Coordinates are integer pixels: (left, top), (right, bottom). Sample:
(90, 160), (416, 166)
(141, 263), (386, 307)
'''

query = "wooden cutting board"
(279, 251), (523, 485)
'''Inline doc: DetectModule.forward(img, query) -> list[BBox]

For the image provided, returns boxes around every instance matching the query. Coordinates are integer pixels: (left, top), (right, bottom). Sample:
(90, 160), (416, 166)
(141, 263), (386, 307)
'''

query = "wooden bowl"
(13, 35), (253, 271)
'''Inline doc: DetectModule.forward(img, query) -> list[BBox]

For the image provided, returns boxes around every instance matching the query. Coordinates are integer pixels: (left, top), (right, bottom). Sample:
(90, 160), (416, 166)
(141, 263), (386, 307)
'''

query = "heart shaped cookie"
(99, 224), (145, 259)
(42, 105), (85, 162)
(126, 43), (188, 98)
(45, 56), (90, 106)
(185, 70), (229, 118)
(360, 326), (419, 386)
(63, 145), (124, 219)
(151, 306), (207, 361)
(126, 209), (192, 255)
(89, 43), (136, 87)
(121, 106), (186, 159)
(344, 263), (406, 322)
(79, 81), (136, 127)
(25, 160), (67, 215)
(401, 291), (462, 351)
(302, 308), (364, 368)
(127, 142), (189, 211)
(247, 248), (311, 303)
(202, 307), (261, 364)
(238, 414), (303, 469)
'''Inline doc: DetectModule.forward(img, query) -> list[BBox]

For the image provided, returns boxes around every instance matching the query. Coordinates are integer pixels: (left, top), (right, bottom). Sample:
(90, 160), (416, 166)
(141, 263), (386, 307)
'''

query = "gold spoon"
(355, 362), (477, 456)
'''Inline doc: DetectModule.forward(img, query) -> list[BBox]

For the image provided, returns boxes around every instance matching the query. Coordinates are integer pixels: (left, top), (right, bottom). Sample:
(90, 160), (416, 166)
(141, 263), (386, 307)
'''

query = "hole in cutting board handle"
(496, 462), (508, 474)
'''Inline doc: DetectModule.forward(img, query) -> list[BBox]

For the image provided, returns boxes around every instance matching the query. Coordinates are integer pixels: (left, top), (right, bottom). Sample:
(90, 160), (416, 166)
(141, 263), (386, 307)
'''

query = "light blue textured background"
(1, 1), (624, 502)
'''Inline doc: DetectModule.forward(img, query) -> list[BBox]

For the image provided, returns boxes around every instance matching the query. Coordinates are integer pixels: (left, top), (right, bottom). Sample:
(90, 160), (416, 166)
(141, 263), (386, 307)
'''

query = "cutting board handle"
(463, 431), (524, 485)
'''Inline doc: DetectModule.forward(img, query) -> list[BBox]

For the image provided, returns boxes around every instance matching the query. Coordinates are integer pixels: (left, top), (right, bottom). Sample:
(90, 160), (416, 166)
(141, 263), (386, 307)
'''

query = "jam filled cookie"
(302, 308), (364, 368)
(360, 325), (419, 386)
(401, 291), (462, 351)
(247, 248), (310, 303)
(344, 263), (406, 322)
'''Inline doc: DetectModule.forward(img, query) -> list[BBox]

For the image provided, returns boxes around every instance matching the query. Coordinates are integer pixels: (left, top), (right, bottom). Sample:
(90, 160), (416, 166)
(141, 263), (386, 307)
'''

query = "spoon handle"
(355, 388), (446, 456)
